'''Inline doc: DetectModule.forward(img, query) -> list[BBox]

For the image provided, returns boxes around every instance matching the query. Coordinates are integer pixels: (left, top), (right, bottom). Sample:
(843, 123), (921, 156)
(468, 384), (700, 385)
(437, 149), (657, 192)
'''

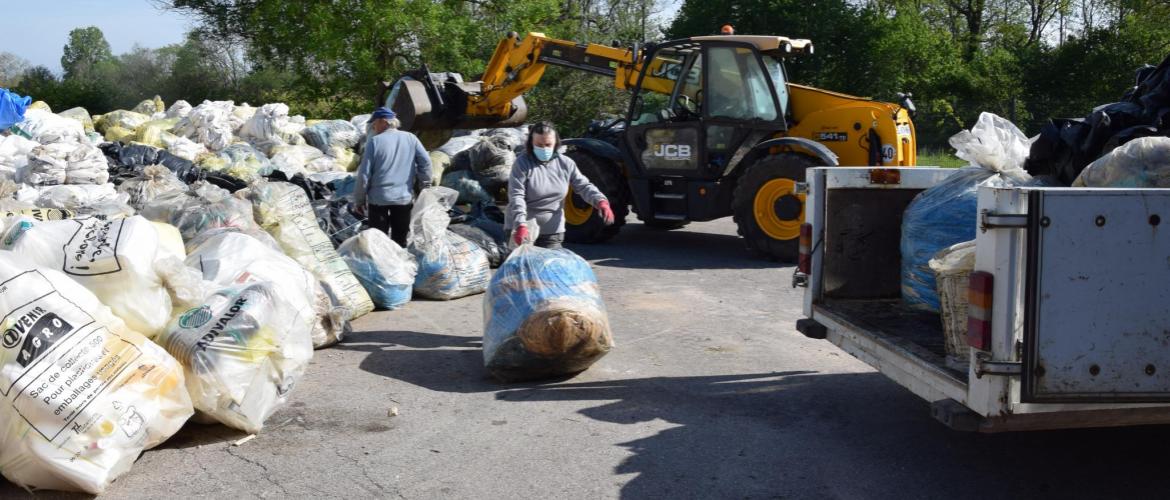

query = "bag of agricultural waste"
(441, 170), (493, 205)
(1072, 136), (1170, 187)
(270, 144), (326, 178)
(94, 110), (150, 135)
(131, 96), (166, 116)
(27, 100), (51, 112)
(350, 114), (373, 152)
(187, 230), (348, 348)
(241, 180), (374, 320)
(0, 251), (193, 494)
(450, 205), (510, 268)
(0, 89), (31, 130)
(901, 112), (1031, 312)
(437, 135), (480, 158)
(199, 143), (273, 183)
(117, 165), (188, 209)
(312, 199), (362, 247)
(101, 142), (204, 185)
(452, 135), (516, 193)
(159, 280), (313, 433)
(23, 141), (110, 186)
(10, 109), (88, 145)
(57, 107), (94, 133)
(34, 185), (135, 219)
(0, 134), (38, 177)
(482, 244), (613, 382)
(231, 103), (256, 130)
(239, 103), (307, 156)
(165, 100), (192, 119)
(0, 215), (190, 338)
(132, 117), (181, 149)
(407, 187), (490, 300)
(162, 134), (210, 162)
(302, 120), (361, 156)
(339, 229), (417, 310)
(139, 181), (273, 248)
(173, 100), (236, 152)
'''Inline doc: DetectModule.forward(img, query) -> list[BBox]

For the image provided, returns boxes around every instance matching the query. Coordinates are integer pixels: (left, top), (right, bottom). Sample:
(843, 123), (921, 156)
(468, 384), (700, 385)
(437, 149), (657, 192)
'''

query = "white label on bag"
(0, 270), (143, 442)
(62, 218), (126, 276)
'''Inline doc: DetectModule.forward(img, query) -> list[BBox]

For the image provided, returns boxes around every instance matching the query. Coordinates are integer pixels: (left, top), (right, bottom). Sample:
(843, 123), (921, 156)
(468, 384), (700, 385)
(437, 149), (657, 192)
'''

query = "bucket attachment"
(381, 67), (528, 141)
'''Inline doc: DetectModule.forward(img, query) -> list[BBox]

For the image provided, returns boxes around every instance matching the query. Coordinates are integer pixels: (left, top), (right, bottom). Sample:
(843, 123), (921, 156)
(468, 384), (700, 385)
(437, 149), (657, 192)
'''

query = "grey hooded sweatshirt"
(506, 152), (607, 235)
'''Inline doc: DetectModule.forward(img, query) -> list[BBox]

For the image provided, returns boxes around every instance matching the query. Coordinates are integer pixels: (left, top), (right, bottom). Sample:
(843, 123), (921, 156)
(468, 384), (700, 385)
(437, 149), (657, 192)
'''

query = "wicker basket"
(929, 241), (976, 371)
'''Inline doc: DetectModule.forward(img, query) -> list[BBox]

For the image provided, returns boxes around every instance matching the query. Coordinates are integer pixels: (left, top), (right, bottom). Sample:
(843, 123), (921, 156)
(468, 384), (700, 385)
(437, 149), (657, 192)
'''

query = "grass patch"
(917, 149), (966, 168)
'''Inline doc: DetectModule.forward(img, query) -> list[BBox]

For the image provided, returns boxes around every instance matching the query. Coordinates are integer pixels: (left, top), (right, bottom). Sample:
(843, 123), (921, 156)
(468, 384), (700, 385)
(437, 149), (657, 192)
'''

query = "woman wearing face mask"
(507, 121), (615, 249)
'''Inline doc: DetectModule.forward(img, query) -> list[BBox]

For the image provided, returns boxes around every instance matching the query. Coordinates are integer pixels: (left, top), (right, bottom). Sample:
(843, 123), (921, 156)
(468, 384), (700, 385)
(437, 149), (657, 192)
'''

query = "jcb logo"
(653, 144), (692, 160)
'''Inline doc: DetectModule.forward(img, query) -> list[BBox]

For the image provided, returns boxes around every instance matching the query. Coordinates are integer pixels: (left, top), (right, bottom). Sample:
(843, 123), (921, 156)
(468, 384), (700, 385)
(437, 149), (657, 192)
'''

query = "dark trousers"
(534, 232), (565, 249)
(368, 203), (413, 248)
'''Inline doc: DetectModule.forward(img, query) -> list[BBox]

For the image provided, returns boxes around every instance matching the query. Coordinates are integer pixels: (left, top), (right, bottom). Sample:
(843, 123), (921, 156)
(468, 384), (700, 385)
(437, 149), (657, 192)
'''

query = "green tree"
(61, 27), (114, 81)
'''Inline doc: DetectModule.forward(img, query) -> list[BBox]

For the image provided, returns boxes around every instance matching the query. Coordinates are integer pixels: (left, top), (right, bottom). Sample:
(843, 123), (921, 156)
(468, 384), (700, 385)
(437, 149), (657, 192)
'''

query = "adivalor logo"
(178, 306), (213, 329)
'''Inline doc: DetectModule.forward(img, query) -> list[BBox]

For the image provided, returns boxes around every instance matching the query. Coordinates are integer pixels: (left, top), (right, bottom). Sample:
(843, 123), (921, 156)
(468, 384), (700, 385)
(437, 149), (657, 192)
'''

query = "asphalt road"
(4, 218), (1170, 499)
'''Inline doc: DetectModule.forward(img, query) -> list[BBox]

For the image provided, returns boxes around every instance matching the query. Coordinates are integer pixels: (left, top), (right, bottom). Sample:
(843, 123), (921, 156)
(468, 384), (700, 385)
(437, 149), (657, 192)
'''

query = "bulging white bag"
(0, 216), (177, 338)
(0, 251), (192, 494)
(187, 230), (348, 348)
(158, 281), (313, 433)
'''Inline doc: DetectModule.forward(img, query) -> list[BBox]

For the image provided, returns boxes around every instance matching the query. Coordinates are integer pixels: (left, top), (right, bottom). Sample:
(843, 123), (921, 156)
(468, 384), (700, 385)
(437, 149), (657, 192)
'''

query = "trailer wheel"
(732, 153), (816, 262)
(564, 151), (629, 243)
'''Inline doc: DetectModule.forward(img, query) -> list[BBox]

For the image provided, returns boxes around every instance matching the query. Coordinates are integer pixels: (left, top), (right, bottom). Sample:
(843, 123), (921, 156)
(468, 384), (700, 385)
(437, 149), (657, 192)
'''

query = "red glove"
(513, 224), (529, 245)
(597, 200), (615, 225)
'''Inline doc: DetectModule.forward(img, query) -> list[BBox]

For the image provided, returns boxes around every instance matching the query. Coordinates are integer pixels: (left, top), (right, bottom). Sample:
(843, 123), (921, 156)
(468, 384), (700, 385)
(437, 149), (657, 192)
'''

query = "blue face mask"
(533, 146), (555, 162)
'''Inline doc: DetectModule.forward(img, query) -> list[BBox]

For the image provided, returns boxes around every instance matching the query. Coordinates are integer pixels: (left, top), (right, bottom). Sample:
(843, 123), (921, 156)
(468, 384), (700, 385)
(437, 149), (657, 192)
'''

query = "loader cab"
(625, 37), (794, 178)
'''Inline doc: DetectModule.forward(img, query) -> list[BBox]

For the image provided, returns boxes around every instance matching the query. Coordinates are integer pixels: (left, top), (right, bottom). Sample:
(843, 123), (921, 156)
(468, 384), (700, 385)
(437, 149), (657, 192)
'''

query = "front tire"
(563, 151), (629, 243)
(732, 153), (816, 262)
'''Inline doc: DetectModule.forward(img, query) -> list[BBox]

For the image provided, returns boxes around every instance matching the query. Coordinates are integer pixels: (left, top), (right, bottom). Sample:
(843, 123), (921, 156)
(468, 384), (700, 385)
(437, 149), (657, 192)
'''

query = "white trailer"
(795, 167), (1170, 432)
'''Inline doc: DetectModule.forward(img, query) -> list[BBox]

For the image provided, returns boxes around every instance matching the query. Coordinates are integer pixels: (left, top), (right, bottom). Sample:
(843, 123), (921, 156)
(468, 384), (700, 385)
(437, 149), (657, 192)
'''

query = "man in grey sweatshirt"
(507, 121), (614, 249)
(354, 107), (433, 247)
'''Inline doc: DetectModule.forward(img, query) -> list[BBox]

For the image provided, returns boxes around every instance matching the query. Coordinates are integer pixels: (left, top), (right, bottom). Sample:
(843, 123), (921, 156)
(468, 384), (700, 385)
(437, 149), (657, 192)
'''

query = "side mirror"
(897, 92), (917, 119)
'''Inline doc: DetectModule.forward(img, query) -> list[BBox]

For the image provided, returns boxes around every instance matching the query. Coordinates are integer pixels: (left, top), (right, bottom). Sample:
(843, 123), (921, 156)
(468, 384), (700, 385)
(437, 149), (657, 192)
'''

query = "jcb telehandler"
(384, 31), (917, 260)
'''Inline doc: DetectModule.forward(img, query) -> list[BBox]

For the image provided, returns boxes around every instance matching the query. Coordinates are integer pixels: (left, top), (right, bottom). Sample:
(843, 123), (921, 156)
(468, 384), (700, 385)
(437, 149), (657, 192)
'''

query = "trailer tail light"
(798, 223), (812, 275)
(967, 271), (994, 351)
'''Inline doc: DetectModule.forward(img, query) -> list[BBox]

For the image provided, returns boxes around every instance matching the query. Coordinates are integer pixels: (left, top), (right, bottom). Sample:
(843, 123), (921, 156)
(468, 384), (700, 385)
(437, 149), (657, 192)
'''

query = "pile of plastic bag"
(901, 112), (1032, 312)
(242, 180), (374, 322)
(0, 215), (189, 338)
(483, 244), (614, 382)
(0, 251), (193, 494)
(172, 100), (237, 152)
(408, 187), (490, 300)
(339, 229), (418, 310)
(24, 141), (109, 185)
(1026, 52), (1170, 185)
(159, 280), (313, 432)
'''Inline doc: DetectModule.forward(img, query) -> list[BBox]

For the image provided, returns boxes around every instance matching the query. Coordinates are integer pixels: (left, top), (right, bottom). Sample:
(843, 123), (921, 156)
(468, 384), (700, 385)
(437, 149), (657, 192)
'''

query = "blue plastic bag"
(338, 229), (417, 310)
(0, 89), (31, 130)
(901, 113), (1032, 311)
(482, 245), (613, 382)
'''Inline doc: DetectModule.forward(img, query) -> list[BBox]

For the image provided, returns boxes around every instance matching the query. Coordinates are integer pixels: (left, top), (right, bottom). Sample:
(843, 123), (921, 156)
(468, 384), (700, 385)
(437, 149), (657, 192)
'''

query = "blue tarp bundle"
(0, 89), (31, 130)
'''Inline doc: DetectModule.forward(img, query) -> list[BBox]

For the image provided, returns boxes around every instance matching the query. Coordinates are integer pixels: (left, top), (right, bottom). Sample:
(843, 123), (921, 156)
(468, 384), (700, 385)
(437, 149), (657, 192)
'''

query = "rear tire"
(563, 151), (629, 243)
(732, 153), (816, 262)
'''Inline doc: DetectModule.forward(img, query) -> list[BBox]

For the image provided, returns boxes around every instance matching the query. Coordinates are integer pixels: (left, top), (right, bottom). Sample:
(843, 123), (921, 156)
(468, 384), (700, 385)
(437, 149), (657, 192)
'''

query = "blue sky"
(7, 0), (192, 75)
(7, 0), (682, 75)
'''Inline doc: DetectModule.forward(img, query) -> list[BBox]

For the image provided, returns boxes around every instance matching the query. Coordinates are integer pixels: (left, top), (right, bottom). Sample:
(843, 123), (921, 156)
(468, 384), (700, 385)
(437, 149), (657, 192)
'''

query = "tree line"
(2, 0), (1167, 149)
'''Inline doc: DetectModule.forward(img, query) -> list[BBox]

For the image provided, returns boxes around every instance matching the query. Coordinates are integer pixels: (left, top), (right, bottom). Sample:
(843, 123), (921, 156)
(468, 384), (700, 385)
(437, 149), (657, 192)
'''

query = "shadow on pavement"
(568, 222), (784, 271)
(337, 330), (495, 393)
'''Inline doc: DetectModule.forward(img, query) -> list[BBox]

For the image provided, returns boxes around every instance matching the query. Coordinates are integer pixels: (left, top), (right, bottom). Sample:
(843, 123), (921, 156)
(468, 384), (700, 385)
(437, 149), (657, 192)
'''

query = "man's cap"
(369, 107), (396, 122)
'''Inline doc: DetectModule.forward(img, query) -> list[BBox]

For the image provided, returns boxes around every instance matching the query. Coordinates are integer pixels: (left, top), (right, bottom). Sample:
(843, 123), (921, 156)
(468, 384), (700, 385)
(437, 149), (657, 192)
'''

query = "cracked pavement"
(4, 219), (1170, 499)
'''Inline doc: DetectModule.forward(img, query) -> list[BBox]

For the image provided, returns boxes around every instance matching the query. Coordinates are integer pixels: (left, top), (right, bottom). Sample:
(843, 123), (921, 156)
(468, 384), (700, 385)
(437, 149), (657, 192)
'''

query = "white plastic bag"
(338, 229), (417, 310)
(270, 144), (327, 178)
(35, 184), (135, 219)
(242, 180), (374, 321)
(239, 103), (305, 156)
(139, 182), (276, 250)
(0, 251), (192, 494)
(0, 216), (177, 338)
(159, 280), (313, 433)
(1073, 136), (1170, 187)
(408, 187), (490, 300)
(165, 100), (193, 119)
(187, 230), (348, 348)
(117, 165), (189, 209)
(24, 142), (110, 186)
(10, 109), (88, 145)
(172, 100), (236, 152)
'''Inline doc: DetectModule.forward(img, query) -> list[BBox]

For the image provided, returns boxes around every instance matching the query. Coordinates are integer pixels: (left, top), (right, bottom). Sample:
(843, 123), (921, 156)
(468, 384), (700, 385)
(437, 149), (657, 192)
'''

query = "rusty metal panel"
(1022, 189), (1170, 403)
